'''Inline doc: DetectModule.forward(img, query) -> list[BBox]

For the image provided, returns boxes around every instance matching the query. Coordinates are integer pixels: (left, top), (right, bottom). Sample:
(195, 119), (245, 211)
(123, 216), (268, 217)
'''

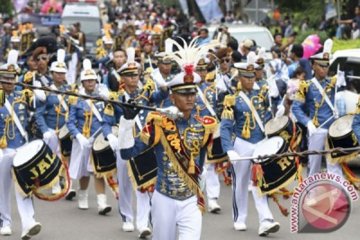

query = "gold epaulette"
(108, 91), (118, 101)
(0, 89), (5, 107)
(24, 71), (34, 83)
(68, 96), (78, 105)
(70, 84), (79, 93)
(330, 75), (337, 88)
(223, 94), (236, 107)
(294, 80), (309, 102)
(221, 95), (236, 120)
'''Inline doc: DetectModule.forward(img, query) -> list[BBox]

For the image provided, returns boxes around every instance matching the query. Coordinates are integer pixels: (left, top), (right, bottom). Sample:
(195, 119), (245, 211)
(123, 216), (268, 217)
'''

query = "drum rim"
(13, 140), (45, 167)
(252, 136), (285, 162)
(265, 116), (290, 135)
(328, 114), (354, 138)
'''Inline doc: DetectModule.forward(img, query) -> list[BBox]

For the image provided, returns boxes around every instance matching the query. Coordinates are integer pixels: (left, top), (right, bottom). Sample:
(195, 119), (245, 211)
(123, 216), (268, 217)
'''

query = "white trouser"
(0, 149), (36, 232)
(116, 152), (151, 230)
(308, 128), (343, 178)
(205, 163), (220, 200)
(15, 190), (36, 233)
(43, 129), (61, 159)
(151, 190), (202, 240)
(0, 149), (16, 228)
(69, 139), (91, 180)
(232, 137), (274, 224)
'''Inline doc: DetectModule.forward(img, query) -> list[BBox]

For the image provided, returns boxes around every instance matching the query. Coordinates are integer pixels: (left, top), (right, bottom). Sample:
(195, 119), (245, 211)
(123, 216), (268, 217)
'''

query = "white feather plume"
(57, 49), (65, 63)
(323, 39), (333, 54)
(165, 36), (217, 70)
(83, 59), (92, 70)
(7, 49), (19, 66)
(247, 51), (257, 65)
(257, 47), (266, 60)
(126, 47), (135, 64)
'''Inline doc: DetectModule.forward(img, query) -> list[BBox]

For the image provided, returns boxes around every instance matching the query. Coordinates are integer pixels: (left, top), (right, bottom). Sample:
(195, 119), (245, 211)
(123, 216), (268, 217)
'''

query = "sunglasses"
(220, 58), (231, 64)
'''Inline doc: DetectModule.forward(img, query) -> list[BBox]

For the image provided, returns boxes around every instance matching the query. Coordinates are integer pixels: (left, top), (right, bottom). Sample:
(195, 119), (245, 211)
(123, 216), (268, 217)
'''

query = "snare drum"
(327, 115), (359, 163)
(265, 116), (302, 149)
(252, 136), (297, 194)
(58, 125), (72, 157)
(91, 126), (118, 177)
(13, 140), (63, 196)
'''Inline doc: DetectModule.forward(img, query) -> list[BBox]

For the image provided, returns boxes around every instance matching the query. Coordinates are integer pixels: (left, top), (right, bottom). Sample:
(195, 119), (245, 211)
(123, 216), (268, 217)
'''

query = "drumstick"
(315, 115), (334, 130)
(230, 145), (360, 162)
(0, 80), (184, 118)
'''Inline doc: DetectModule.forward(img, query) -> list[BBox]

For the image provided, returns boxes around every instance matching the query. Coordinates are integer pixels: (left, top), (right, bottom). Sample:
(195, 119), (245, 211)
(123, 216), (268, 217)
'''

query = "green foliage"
(332, 38), (360, 52)
(0, 0), (13, 17)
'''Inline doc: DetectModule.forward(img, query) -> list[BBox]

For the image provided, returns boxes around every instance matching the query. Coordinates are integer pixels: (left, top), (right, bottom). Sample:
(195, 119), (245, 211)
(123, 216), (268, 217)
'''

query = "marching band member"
(197, 59), (222, 213)
(103, 47), (167, 237)
(119, 40), (226, 239)
(0, 50), (42, 239)
(67, 59), (112, 215)
(292, 39), (344, 178)
(221, 57), (280, 236)
(35, 49), (74, 196)
(107, 48), (127, 91)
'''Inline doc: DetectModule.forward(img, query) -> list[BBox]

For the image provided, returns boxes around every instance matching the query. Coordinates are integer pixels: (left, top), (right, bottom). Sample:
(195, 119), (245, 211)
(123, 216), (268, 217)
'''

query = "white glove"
(307, 121), (317, 137)
(227, 150), (241, 163)
(159, 106), (182, 120)
(0, 149), (3, 160)
(107, 134), (119, 151)
(275, 105), (285, 118)
(268, 76), (279, 98)
(119, 116), (135, 149)
(76, 133), (91, 149)
(33, 80), (46, 102)
(43, 131), (53, 143)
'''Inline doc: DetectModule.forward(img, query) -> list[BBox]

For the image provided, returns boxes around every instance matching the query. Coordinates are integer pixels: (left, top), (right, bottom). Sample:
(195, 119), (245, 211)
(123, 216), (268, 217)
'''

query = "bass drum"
(12, 139), (69, 199)
(91, 126), (118, 177)
(252, 136), (297, 195)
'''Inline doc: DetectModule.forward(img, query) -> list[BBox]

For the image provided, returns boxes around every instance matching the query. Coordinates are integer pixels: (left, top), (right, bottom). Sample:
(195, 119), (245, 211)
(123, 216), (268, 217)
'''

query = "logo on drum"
(290, 172), (358, 233)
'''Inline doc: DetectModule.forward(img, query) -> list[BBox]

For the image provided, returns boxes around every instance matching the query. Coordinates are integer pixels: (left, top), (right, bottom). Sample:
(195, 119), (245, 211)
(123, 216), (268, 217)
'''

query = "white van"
(61, 1), (102, 56)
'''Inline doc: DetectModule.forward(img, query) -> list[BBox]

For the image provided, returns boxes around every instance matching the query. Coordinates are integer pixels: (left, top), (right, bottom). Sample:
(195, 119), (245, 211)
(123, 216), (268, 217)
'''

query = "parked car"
(329, 48), (360, 93)
(207, 24), (274, 51)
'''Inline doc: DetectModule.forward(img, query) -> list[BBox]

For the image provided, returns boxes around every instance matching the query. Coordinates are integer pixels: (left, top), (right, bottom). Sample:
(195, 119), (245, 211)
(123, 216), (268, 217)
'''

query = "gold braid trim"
(221, 95), (236, 120)
(294, 80), (309, 103)
(126, 160), (157, 191)
(159, 128), (206, 213)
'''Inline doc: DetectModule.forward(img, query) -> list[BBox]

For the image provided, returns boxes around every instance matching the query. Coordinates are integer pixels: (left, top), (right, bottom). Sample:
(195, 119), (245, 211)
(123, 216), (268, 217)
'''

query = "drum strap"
(196, 86), (217, 117)
(85, 99), (103, 122)
(239, 91), (265, 132)
(124, 92), (143, 130)
(311, 78), (335, 113)
(50, 85), (68, 112)
(4, 99), (28, 142)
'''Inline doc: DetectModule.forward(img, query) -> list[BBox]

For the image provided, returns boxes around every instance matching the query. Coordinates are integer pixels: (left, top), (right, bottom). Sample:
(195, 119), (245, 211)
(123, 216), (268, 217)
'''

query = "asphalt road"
(5, 169), (360, 240)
